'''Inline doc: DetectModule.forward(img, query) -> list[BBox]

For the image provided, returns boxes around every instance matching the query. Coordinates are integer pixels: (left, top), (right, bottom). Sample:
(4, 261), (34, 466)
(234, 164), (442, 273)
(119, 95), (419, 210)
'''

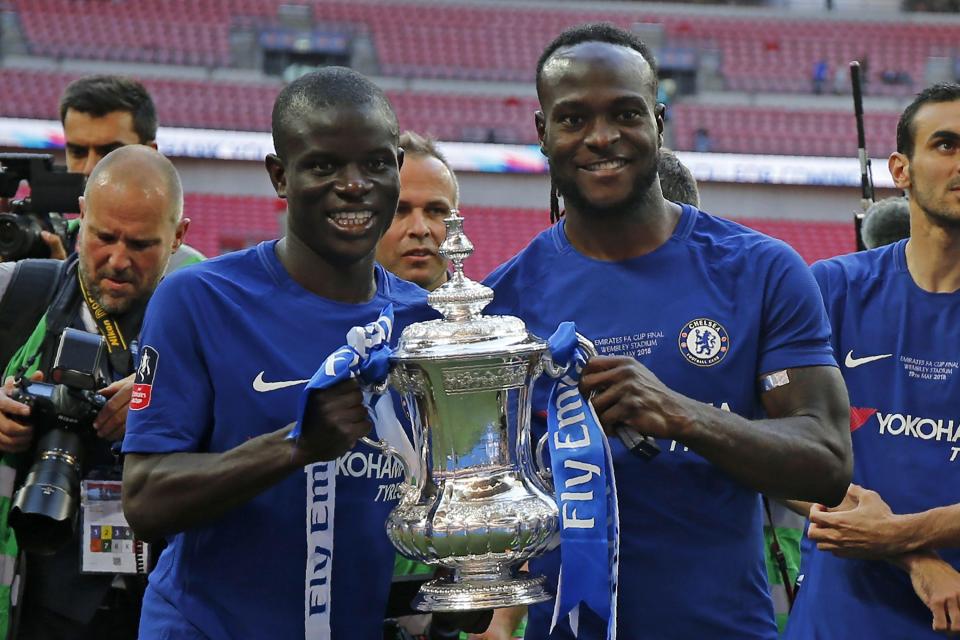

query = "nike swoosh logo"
(252, 371), (310, 392)
(844, 351), (893, 368)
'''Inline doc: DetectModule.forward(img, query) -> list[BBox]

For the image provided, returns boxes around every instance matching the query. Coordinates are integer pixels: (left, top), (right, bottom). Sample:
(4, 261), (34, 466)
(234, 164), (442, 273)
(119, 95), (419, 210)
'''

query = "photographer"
(0, 75), (203, 270)
(0, 146), (187, 639)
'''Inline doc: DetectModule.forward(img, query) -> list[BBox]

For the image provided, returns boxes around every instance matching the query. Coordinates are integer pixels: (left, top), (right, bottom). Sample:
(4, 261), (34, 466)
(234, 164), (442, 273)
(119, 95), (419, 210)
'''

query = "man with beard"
(482, 23), (852, 639)
(0, 145), (188, 638)
(120, 68), (488, 639)
(784, 83), (960, 638)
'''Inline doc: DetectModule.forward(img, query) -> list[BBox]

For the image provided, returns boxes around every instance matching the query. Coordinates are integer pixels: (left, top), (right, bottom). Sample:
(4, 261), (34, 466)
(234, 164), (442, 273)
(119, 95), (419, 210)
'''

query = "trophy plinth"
(413, 570), (548, 612)
(386, 210), (558, 611)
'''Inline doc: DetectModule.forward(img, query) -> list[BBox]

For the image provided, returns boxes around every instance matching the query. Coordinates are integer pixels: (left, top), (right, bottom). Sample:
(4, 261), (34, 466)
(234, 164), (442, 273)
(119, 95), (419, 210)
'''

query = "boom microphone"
(850, 61), (875, 251)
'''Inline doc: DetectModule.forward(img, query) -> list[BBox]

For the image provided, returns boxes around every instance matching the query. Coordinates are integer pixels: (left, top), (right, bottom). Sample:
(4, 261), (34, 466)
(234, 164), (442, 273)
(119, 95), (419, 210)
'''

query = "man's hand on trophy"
(295, 378), (373, 463)
(580, 355), (693, 441)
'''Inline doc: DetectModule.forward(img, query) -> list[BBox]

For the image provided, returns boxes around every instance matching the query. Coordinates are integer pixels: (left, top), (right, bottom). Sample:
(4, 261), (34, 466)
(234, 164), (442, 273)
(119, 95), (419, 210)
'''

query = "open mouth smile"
(328, 210), (375, 232)
(581, 158), (629, 172)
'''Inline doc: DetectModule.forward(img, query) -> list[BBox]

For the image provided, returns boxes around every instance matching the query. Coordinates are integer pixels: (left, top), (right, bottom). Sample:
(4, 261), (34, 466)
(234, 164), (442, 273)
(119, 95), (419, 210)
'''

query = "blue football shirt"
(123, 241), (435, 640)
(785, 240), (960, 639)
(484, 205), (836, 640)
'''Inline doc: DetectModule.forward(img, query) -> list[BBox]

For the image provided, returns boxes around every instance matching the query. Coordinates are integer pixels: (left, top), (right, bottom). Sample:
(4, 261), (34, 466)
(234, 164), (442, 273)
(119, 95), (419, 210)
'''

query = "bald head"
(78, 145), (188, 315)
(85, 145), (183, 225)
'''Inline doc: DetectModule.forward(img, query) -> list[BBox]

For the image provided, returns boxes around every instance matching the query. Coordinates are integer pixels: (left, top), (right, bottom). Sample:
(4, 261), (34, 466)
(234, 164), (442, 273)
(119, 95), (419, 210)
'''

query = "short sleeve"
(810, 259), (845, 361)
(757, 243), (837, 375)
(122, 272), (214, 454)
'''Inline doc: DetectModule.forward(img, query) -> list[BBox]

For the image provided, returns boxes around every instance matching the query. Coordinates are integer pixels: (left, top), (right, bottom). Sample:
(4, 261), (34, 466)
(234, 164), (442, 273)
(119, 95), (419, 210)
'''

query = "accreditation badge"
(79, 479), (149, 574)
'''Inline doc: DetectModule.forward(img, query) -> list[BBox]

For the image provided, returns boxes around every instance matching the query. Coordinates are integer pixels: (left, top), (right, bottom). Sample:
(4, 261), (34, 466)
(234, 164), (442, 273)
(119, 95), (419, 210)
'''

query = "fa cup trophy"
(367, 211), (561, 612)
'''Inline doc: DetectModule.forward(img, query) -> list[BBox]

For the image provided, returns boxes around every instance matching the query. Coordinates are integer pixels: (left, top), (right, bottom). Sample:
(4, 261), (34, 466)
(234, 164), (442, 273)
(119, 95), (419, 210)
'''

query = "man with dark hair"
(861, 195), (911, 249)
(0, 146), (188, 639)
(483, 22), (852, 639)
(535, 23), (658, 225)
(60, 75), (158, 176)
(784, 82), (960, 638)
(120, 68), (487, 640)
(377, 130), (458, 292)
(656, 148), (699, 207)
(48, 75), (204, 270)
(895, 83), (960, 158)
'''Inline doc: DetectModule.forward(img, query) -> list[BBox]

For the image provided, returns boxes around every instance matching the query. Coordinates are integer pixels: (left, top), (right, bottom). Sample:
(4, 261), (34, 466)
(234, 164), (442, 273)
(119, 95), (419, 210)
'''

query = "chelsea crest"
(679, 318), (729, 367)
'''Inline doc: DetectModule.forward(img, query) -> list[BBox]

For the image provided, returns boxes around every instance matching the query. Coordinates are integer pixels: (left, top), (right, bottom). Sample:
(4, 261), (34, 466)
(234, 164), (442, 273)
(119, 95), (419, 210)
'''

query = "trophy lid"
(393, 210), (545, 361)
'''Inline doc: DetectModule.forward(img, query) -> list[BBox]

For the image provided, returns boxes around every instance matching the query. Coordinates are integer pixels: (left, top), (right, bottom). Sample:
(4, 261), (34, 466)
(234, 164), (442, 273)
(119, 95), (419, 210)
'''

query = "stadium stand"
(11, 0), (959, 95)
(183, 193), (286, 257)
(0, 68), (903, 156)
(669, 103), (901, 158)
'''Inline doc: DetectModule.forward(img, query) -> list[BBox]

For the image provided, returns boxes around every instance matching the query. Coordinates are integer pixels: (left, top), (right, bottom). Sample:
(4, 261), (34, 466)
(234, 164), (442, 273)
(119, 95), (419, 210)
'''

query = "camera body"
(9, 328), (110, 554)
(0, 154), (84, 261)
(10, 379), (106, 438)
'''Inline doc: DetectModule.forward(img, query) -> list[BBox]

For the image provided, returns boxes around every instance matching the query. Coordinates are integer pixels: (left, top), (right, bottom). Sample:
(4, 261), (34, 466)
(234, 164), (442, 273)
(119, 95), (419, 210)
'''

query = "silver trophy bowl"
(367, 211), (559, 612)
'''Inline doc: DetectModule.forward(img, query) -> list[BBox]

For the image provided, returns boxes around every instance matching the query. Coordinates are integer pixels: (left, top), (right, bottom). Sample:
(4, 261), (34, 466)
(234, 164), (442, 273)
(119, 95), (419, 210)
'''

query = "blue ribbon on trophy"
(544, 322), (620, 640)
(290, 304), (418, 475)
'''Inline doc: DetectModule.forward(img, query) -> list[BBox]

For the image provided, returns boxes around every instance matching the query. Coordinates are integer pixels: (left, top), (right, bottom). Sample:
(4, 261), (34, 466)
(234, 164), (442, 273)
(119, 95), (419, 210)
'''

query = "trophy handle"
(360, 436), (411, 478)
(534, 432), (553, 491)
(358, 382), (424, 491)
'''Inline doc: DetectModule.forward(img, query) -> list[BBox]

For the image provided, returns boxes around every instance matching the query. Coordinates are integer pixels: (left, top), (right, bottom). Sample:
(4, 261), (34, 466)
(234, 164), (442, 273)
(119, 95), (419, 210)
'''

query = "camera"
(9, 328), (109, 554)
(0, 153), (85, 261)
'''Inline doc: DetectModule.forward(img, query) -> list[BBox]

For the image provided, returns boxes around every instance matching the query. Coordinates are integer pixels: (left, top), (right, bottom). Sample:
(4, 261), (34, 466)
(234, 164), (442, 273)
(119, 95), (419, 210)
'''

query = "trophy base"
(413, 572), (551, 612)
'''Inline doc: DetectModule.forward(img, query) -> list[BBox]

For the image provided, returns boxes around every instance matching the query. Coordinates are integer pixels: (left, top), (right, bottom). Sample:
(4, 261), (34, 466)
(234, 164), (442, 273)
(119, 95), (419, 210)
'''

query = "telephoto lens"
(10, 428), (85, 555)
(9, 384), (105, 554)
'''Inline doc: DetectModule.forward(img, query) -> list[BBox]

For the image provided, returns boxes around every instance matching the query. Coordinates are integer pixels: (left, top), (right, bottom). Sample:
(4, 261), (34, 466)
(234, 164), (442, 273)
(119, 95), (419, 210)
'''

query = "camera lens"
(10, 429), (84, 555)
(0, 213), (46, 261)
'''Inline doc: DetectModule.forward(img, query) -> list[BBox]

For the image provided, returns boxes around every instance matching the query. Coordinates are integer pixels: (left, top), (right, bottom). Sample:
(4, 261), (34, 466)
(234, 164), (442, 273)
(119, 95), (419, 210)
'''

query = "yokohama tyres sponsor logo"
(876, 412), (960, 442)
(872, 410), (960, 461)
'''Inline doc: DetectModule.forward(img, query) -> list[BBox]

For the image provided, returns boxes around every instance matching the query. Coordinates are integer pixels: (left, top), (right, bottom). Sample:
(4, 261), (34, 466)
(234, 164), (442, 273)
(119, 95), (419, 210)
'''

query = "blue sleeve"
(122, 272), (214, 454)
(757, 243), (837, 375)
(810, 259), (844, 361)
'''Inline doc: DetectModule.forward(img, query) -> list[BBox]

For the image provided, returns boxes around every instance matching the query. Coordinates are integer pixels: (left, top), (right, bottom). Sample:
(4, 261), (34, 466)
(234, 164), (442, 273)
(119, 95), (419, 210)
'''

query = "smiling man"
(482, 23), (852, 639)
(784, 83), (960, 639)
(376, 131), (458, 292)
(119, 68), (465, 640)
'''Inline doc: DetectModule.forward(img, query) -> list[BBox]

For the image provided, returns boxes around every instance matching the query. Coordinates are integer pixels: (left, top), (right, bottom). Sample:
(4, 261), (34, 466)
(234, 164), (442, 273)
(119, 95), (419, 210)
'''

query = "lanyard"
(77, 270), (133, 374)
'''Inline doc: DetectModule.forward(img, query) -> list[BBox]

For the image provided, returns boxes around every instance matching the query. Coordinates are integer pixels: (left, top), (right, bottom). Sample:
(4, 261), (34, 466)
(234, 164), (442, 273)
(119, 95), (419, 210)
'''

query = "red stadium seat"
(9, 0), (958, 92)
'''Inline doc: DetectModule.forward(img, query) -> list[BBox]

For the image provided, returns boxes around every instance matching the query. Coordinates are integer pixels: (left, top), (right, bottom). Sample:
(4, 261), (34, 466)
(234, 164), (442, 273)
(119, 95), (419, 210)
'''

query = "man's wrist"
(891, 512), (925, 554)
(672, 396), (716, 443)
(273, 424), (311, 471)
(893, 549), (940, 574)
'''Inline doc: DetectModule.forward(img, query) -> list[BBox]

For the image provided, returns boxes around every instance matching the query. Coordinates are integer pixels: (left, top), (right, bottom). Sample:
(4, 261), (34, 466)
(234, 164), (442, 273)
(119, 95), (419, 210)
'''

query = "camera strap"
(0, 259), (63, 373)
(77, 271), (134, 375)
